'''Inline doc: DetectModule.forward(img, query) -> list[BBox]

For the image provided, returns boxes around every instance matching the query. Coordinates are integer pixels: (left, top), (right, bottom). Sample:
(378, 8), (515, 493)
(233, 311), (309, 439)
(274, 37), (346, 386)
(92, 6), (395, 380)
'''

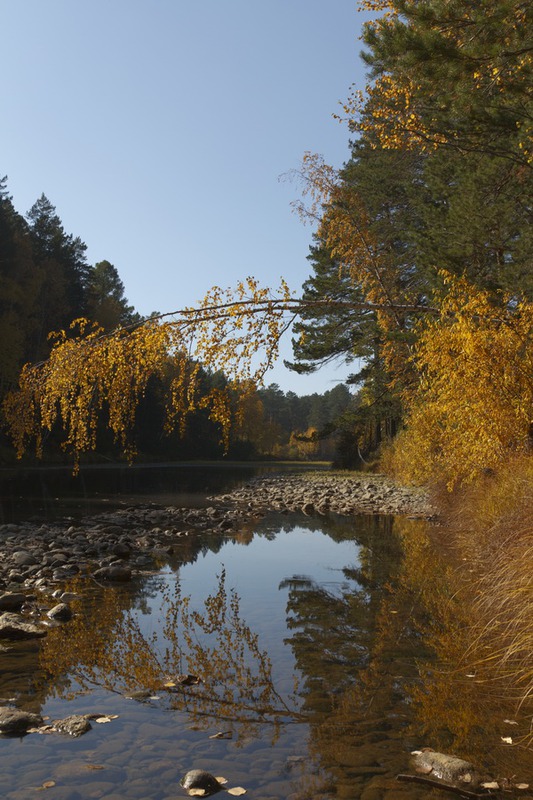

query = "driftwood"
(397, 774), (496, 799)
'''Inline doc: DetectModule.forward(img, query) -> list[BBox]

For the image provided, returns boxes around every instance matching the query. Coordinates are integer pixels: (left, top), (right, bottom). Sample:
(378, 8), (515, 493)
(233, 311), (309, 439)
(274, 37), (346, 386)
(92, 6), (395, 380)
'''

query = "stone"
(93, 564), (132, 581)
(52, 714), (92, 737)
(47, 603), (73, 622)
(0, 593), (27, 611)
(180, 770), (223, 796)
(0, 612), (47, 639)
(0, 706), (43, 734)
(11, 551), (38, 567)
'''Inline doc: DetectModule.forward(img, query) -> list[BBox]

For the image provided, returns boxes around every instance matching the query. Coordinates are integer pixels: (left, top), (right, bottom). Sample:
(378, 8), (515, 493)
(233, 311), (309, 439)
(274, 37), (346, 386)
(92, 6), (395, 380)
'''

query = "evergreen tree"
(27, 194), (91, 358)
(86, 260), (139, 330)
(0, 177), (40, 391)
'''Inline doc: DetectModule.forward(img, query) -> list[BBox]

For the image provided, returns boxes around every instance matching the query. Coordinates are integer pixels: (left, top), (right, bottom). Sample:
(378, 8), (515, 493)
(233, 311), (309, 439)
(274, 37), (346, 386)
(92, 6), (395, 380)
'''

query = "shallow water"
(0, 480), (531, 799)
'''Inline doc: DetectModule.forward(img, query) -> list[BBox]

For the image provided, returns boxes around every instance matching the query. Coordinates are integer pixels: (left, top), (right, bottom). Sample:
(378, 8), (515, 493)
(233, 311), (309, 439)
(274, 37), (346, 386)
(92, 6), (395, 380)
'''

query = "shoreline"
(0, 471), (432, 599)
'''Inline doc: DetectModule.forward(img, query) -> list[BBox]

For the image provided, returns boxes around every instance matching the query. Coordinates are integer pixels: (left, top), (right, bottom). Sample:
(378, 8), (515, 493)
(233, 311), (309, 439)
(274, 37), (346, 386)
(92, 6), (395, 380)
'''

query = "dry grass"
(431, 455), (533, 720)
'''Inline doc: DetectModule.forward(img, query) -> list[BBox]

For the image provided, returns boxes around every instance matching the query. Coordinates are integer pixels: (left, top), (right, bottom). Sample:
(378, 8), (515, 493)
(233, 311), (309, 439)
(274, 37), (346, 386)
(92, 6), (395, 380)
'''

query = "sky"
(2, 1), (372, 394)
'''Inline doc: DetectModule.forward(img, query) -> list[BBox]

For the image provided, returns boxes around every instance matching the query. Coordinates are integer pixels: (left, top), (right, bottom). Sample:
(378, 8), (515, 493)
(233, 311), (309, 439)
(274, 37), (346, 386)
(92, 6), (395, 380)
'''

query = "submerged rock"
(410, 750), (482, 786)
(0, 706), (43, 735)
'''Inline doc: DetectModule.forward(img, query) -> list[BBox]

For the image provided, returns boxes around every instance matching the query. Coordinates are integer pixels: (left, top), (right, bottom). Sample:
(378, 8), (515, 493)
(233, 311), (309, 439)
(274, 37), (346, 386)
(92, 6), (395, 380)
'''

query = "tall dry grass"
(431, 455), (533, 720)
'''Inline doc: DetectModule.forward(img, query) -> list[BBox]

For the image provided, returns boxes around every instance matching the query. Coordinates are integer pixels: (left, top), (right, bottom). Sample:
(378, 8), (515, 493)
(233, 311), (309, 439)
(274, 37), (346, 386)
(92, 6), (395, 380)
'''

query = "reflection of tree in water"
(40, 569), (304, 744)
(288, 515), (533, 793)
(281, 515), (404, 715)
(36, 509), (533, 795)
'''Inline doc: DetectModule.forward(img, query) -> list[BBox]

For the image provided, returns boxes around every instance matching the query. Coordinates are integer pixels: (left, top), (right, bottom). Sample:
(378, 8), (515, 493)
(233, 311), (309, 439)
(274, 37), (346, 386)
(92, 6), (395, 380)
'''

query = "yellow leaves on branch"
(390, 274), (533, 489)
(3, 279), (295, 467)
(342, 74), (452, 154)
(348, 1), (532, 165)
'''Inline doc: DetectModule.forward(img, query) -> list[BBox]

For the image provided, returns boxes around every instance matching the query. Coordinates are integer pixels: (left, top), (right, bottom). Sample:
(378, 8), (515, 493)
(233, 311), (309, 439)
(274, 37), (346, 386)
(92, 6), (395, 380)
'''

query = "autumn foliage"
(384, 274), (533, 488)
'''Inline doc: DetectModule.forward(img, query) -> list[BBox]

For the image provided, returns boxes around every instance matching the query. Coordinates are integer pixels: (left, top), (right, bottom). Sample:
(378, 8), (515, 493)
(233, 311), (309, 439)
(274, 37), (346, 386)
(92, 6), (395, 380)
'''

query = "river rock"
(0, 592), (27, 611)
(47, 603), (73, 622)
(0, 706), (43, 734)
(10, 550), (38, 567)
(52, 714), (92, 737)
(0, 612), (47, 639)
(180, 770), (223, 796)
(411, 750), (481, 786)
(93, 564), (132, 581)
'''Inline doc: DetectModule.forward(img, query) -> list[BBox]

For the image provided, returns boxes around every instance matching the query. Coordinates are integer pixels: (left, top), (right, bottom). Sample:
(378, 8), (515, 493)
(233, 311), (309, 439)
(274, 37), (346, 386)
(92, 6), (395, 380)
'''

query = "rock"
(52, 714), (92, 737)
(0, 706), (43, 734)
(410, 750), (481, 786)
(47, 603), (73, 622)
(180, 770), (223, 796)
(0, 592), (27, 611)
(11, 551), (38, 567)
(92, 564), (132, 581)
(110, 542), (131, 557)
(0, 612), (47, 639)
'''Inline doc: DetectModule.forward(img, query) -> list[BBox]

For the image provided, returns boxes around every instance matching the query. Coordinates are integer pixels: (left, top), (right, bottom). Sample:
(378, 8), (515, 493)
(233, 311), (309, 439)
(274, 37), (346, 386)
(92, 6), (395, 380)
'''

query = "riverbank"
(0, 471), (431, 604)
(216, 471), (433, 518)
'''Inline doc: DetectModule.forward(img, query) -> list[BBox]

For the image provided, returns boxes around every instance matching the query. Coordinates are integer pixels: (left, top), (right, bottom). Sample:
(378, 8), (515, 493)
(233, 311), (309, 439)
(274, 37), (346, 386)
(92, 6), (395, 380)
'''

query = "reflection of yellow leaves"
(39, 571), (301, 744)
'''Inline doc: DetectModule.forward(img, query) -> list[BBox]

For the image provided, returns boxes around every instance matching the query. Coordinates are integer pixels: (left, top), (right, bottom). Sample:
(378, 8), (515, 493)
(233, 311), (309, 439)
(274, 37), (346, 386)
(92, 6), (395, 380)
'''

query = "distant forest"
(0, 178), (360, 466)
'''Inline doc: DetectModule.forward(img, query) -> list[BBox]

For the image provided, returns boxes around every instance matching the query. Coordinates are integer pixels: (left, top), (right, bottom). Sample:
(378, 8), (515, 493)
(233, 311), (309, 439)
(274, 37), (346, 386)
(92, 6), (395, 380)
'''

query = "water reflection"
(0, 462), (323, 523)
(0, 511), (530, 800)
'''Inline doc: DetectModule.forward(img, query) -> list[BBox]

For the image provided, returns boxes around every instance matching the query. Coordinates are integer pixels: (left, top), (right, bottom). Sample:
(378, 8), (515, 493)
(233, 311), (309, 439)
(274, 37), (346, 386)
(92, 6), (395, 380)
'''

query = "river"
(0, 464), (531, 800)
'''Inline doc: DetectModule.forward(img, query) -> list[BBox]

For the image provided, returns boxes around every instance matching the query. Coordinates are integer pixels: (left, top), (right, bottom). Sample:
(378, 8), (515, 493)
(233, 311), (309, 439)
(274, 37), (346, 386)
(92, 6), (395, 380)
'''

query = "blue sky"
(3, 1), (371, 394)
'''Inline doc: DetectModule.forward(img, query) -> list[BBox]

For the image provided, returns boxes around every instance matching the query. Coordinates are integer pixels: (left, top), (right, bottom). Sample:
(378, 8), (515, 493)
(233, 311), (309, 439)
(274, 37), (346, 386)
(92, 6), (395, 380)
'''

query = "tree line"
(0, 180), (358, 465)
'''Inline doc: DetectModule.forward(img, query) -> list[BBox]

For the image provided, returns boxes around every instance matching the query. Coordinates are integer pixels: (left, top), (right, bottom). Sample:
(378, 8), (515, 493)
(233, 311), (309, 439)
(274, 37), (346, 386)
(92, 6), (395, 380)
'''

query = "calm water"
(0, 462), (321, 523)
(0, 466), (531, 800)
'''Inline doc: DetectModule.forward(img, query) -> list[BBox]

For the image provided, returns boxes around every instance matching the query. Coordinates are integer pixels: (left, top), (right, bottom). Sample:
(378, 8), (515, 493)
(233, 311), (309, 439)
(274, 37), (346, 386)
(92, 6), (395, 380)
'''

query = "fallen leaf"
(209, 732), (232, 740)
(227, 788), (247, 796)
(41, 782), (56, 789)
(503, 719), (518, 725)
(481, 782), (500, 790)
(465, 673), (476, 678)
(149, 696), (161, 700)
(215, 777), (228, 785)
(163, 682), (176, 688)
(94, 716), (113, 724)
(410, 750), (422, 755)
(515, 784), (530, 790)
(501, 736), (513, 744)
(187, 789), (206, 796)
